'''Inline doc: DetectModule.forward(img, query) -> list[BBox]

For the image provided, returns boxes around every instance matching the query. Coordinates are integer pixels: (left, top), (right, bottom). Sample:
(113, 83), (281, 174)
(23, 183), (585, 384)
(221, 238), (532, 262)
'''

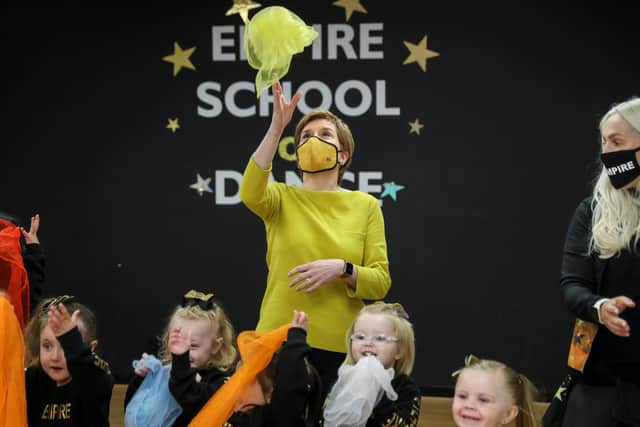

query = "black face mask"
(600, 147), (640, 189)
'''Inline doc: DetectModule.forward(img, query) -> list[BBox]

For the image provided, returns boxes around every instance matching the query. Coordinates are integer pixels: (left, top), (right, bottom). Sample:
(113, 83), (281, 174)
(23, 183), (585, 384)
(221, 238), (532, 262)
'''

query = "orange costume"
(0, 296), (28, 427)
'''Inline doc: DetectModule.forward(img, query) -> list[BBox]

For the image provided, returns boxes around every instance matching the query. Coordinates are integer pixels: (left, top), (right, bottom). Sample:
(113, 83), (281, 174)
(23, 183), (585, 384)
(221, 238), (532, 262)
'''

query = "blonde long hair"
(453, 357), (539, 427)
(157, 303), (237, 370)
(344, 302), (415, 376)
(591, 97), (640, 258)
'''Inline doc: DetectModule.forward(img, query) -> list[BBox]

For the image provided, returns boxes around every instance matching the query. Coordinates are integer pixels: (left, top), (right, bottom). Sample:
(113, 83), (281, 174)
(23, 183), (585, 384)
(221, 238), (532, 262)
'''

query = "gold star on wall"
(226, 0), (261, 24)
(162, 42), (196, 77)
(408, 119), (424, 135)
(166, 118), (180, 133)
(333, 0), (367, 21)
(403, 36), (439, 72)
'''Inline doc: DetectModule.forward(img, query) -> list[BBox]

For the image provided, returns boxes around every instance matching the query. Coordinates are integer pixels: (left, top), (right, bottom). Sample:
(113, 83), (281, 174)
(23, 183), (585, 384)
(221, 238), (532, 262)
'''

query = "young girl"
(451, 355), (538, 427)
(24, 295), (113, 427)
(189, 309), (322, 427)
(323, 302), (421, 426)
(124, 290), (237, 427)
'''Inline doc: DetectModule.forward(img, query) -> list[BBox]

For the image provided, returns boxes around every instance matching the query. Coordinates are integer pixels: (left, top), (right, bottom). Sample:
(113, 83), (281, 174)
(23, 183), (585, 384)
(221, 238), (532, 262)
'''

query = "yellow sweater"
(239, 157), (391, 352)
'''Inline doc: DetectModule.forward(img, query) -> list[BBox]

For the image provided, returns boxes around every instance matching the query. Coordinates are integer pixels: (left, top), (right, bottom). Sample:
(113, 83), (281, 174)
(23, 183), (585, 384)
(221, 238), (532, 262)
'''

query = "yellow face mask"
(296, 136), (340, 174)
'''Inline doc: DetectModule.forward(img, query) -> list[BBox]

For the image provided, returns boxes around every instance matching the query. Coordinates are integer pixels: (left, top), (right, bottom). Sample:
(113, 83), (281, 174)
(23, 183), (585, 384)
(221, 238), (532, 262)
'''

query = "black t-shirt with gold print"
(26, 327), (113, 427)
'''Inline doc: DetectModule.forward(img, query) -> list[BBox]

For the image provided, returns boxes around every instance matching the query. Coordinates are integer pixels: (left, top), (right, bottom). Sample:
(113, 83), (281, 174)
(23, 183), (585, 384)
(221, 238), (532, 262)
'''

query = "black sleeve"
(271, 327), (313, 427)
(368, 375), (422, 427)
(58, 327), (114, 427)
(559, 198), (601, 323)
(169, 351), (228, 421)
(23, 243), (46, 310)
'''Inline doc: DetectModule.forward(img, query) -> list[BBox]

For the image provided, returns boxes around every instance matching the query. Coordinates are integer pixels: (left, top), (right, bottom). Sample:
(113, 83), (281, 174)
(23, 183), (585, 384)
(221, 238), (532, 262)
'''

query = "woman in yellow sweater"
(239, 81), (391, 393)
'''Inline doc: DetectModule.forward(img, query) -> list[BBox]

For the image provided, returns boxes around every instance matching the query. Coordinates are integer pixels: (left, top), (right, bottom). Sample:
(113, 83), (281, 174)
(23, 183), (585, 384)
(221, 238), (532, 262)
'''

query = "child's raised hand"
(20, 213), (40, 245)
(168, 326), (191, 355)
(291, 310), (308, 331)
(48, 303), (79, 337)
(133, 352), (151, 377)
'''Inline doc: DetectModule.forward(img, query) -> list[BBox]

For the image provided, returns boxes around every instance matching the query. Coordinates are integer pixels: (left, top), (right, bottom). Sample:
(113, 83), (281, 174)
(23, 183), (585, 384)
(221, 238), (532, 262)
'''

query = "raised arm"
(252, 81), (302, 170)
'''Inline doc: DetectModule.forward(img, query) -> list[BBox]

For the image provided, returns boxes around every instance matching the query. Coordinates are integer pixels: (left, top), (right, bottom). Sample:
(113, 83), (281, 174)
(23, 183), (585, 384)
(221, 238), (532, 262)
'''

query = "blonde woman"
(558, 97), (640, 426)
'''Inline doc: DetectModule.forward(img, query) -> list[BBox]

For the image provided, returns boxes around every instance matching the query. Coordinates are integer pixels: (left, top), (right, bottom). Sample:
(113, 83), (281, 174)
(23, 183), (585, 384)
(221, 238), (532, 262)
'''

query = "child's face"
(350, 313), (400, 369)
(452, 369), (517, 427)
(179, 318), (221, 369)
(235, 377), (272, 412)
(40, 325), (71, 385)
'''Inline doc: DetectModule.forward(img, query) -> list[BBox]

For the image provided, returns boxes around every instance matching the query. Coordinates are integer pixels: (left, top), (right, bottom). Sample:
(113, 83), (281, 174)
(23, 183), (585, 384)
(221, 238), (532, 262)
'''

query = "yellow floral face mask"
(296, 137), (340, 174)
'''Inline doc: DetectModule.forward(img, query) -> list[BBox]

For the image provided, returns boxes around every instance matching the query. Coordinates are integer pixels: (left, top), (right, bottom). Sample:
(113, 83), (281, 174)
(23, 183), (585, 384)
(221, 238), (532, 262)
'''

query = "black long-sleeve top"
(319, 373), (421, 427)
(23, 242), (46, 310)
(366, 374), (421, 427)
(560, 197), (640, 386)
(25, 327), (113, 427)
(169, 351), (232, 426)
(225, 327), (317, 427)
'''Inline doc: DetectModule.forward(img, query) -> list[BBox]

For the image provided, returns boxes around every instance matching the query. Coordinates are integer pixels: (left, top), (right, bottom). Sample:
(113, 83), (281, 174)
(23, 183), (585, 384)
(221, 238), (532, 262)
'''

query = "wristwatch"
(342, 260), (354, 277)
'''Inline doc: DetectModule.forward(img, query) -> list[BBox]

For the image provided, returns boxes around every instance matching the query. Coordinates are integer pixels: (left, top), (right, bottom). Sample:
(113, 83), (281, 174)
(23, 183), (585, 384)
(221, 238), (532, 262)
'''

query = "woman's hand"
(600, 295), (635, 337)
(291, 310), (308, 330)
(269, 81), (301, 135)
(288, 259), (345, 293)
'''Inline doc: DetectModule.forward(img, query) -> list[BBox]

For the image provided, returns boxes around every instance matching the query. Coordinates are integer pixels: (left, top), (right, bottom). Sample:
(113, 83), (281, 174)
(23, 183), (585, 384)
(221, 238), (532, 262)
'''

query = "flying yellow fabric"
(244, 6), (318, 97)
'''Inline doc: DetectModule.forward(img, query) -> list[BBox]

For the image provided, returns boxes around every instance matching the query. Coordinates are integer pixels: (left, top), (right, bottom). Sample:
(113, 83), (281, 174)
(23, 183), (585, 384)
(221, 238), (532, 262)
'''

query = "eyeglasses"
(350, 333), (398, 343)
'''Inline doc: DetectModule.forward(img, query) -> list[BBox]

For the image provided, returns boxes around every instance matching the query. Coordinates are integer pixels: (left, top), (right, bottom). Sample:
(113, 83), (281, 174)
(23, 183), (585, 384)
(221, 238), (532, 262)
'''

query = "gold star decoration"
(162, 42), (196, 77)
(409, 118), (424, 135)
(402, 35), (439, 72)
(333, 0), (367, 22)
(225, 0), (261, 24)
(166, 118), (180, 133)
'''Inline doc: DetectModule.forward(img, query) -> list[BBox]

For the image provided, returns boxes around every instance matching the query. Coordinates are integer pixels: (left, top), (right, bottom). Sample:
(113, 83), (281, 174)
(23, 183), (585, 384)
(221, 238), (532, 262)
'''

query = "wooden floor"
(110, 384), (549, 427)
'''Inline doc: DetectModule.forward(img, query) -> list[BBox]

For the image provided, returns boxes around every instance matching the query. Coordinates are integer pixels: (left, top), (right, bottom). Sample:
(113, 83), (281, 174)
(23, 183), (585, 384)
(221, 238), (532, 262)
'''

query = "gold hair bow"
(42, 295), (75, 313)
(452, 353), (481, 377)
(374, 301), (410, 320)
(182, 290), (216, 311)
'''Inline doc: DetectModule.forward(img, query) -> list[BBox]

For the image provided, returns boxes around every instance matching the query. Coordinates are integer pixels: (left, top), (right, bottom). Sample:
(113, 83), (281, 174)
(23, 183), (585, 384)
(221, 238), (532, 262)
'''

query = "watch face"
(345, 262), (353, 275)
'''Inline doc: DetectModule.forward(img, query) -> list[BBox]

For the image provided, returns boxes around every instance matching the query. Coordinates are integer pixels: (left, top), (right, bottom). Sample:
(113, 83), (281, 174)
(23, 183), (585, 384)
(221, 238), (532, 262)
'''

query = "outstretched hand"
(291, 310), (308, 331)
(20, 213), (40, 244)
(270, 81), (301, 134)
(48, 303), (79, 337)
(601, 295), (635, 337)
(288, 259), (344, 293)
(168, 326), (192, 355)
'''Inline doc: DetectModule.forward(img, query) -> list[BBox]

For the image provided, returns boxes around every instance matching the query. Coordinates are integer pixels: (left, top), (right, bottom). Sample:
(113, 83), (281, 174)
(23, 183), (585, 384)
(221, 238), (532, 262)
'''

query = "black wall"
(2, 4), (638, 398)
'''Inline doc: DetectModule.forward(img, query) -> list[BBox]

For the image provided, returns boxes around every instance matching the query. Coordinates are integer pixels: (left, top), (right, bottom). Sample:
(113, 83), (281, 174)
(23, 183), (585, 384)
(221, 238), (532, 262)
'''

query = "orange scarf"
(188, 323), (290, 427)
(0, 220), (30, 329)
(0, 297), (27, 427)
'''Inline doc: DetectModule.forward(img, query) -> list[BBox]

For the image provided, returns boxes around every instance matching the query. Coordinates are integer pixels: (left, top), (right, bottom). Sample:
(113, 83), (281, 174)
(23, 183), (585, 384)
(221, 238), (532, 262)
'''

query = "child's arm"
(49, 304), (114, 425)
(20, 214), (46, 309)
(368, 374), (422, 427)
(168, 327), (230, 420)
(271, 310), (314, 427)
